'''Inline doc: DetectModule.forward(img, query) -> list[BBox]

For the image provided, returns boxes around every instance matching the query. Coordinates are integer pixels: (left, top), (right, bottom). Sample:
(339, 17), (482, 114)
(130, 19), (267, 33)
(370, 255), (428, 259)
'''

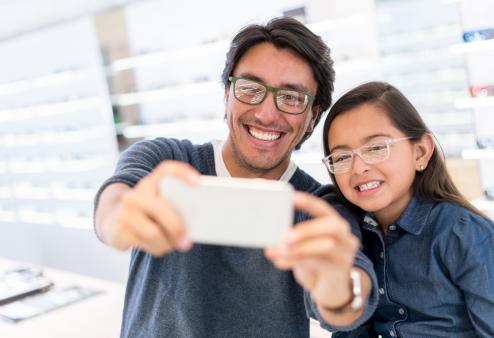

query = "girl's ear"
(415, 133), (435, 172)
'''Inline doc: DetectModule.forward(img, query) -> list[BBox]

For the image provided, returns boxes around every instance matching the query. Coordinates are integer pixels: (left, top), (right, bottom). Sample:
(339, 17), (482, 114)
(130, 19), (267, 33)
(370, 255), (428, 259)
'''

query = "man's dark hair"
(221, 17), (335, 149)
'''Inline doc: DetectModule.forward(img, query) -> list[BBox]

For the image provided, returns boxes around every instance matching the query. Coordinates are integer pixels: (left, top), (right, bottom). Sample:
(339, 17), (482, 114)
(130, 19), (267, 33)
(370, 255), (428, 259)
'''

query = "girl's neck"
(376, 212), (400, 241)
(374, 190), (414, 232)
(376, 214), (394, 229)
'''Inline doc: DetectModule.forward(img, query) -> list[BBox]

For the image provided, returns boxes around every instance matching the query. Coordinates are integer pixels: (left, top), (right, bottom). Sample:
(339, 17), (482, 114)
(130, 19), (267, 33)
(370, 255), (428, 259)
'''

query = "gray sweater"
(95, 138), (378, 338)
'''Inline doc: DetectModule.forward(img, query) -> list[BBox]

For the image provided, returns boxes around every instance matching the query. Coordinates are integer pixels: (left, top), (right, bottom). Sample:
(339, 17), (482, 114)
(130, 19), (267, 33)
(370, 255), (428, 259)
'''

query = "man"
(94, 17), (378, 337)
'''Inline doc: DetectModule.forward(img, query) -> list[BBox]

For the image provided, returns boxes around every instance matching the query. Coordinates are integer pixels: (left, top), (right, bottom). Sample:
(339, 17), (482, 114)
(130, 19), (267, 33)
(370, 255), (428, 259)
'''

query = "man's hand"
(95, 161), (199, 256)
(264, 191), (362, 321)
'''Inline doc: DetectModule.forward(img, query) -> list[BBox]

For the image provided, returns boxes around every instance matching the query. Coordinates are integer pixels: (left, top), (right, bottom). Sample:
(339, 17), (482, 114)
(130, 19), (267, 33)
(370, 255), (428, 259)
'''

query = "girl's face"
(328, 103), (421, 226)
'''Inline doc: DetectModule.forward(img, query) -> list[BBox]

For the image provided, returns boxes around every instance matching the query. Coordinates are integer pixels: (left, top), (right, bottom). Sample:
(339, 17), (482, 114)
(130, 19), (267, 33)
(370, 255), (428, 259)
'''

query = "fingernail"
(187, 173), (200, 184)
(177, 236), (193, 252)
(285, 231), (297, 244)
(279, 245), (289, 256)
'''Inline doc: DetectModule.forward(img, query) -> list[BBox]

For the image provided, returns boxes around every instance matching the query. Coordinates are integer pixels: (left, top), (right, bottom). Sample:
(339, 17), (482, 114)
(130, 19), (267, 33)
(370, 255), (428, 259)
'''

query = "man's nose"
(254, 91), (281, 124)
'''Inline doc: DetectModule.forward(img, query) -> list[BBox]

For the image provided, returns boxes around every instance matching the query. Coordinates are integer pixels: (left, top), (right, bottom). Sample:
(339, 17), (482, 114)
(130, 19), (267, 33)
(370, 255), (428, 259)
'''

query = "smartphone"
(160, 175), (294, 248)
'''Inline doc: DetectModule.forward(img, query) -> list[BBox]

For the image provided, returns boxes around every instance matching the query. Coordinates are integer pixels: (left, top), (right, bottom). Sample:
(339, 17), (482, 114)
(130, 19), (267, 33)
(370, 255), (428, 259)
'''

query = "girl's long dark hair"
(322, 81), (484, 217)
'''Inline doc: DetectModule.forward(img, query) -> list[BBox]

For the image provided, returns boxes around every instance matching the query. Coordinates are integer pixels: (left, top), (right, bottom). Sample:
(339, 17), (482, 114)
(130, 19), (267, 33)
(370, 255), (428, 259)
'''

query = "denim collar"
(363, 196), (434, 235)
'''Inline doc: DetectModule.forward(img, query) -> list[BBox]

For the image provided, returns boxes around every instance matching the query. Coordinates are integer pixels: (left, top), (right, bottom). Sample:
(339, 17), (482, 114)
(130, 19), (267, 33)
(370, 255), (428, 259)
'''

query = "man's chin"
(228, 139), (291, 175)
(243, 154), (289, 173)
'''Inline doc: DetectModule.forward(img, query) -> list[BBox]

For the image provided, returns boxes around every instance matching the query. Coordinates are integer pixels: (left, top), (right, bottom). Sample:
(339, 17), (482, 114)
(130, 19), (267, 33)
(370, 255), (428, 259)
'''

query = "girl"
(322, 81), (494, 338)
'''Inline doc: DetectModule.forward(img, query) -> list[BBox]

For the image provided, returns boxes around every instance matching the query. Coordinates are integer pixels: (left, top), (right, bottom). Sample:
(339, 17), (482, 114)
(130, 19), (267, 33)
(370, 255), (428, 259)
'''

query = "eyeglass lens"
(233, 77), (309, 114)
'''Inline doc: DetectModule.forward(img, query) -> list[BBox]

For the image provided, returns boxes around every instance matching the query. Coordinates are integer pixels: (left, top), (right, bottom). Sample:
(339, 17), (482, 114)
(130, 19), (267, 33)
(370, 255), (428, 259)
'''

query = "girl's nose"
(351, 153), (371, 174)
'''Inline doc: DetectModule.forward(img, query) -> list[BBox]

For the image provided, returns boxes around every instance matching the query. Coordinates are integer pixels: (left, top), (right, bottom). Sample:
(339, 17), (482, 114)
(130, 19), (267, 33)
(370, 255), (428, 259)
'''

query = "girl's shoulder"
(426, 200), (494, 284)
(429, 199), (492, 225)
(427, 199), (494, 246)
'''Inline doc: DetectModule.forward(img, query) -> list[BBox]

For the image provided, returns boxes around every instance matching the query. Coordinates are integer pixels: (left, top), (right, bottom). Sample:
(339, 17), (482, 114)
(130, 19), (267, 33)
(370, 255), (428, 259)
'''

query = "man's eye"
(279, 93), (304, 105)
(239, 86), (260, 94)
(283, 94), (298, 101)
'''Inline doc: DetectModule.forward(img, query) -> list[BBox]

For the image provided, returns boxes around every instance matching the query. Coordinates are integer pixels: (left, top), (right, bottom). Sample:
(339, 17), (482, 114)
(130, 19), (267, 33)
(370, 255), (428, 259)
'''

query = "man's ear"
(223, 85), (231, 121)
(415, 133), (435, 171)
(224, 86), (230, 105)
(306, 107), (321, 133)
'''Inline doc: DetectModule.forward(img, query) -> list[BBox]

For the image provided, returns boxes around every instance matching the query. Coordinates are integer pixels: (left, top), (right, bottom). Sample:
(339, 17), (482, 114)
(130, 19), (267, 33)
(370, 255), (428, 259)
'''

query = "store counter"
(0, 258), (125, 338)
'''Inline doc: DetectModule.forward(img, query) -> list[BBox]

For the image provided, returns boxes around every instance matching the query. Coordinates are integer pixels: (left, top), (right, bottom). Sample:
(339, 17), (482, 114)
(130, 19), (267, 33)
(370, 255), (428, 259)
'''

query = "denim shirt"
(334, 196), (494, 338)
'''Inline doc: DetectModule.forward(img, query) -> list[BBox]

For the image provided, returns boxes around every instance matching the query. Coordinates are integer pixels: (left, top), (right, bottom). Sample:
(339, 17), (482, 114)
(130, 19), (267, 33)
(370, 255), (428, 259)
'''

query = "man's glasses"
(322, 137), (414, 174)
(229, 76), (315, 115)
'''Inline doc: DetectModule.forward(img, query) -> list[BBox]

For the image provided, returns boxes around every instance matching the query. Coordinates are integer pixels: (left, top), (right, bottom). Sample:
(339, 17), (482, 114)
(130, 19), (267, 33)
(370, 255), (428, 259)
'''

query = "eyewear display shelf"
(376, 0), (475, 157)
(0, 18), (118, 232)
(453, 0), (494, 217)
(0, 18), (129, 282)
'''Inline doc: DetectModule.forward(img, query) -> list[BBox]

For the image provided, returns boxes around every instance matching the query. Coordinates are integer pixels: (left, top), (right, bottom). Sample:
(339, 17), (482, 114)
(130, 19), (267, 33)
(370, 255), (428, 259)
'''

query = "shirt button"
(379, 252), (384, 259)
(389, 225), (397, 231)
(398, 308), (405, 315)
(379, 287), (385, 295)
(390, 330), (395, 337)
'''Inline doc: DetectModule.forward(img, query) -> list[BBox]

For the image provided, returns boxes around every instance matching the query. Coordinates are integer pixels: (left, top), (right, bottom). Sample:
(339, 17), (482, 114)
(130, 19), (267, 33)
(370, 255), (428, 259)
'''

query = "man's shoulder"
(313, 184), (341, 203)
(131, 138), (212, 156)
(289, 167), (321, 193)
(114, 138), (216, 178)
(127, 138), (213, 165)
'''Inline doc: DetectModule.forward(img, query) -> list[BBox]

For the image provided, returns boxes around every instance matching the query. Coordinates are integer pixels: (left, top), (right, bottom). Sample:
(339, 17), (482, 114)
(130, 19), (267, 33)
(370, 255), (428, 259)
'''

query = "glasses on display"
(228, 76), (315, 115)
(322, 137), (414, 174)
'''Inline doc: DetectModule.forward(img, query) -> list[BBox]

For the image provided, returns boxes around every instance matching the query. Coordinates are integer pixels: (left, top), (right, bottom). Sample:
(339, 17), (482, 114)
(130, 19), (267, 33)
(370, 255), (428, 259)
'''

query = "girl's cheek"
(335, 176), (351, 197)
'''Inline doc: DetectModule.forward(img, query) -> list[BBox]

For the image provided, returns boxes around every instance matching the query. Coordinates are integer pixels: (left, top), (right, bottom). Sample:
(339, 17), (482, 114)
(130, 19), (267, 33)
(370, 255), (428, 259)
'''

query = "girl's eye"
(365, 144), (387, 152)
(332, 153), (352, 163)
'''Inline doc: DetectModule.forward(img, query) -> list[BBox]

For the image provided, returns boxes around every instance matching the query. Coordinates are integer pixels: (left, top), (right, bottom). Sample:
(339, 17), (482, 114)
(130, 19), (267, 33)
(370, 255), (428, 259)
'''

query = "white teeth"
(248, 128), (281, 141)
(358, 181), (380, 191)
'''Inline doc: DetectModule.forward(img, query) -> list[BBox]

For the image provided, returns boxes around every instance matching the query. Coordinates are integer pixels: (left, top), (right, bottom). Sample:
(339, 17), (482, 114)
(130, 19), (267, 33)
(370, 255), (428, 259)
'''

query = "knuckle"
(166, 221), (183, 239)
(150, 244), (172, 257)
(121, 190), (138, 207)
(349, 236), (360, 252)
(143, 226), (162, 242)
(322, 239), (335, 253)
(109, 227), (131, 250)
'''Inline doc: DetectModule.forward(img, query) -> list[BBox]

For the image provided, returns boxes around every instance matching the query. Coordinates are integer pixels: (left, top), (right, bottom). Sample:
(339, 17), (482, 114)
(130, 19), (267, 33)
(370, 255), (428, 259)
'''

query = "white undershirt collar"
(211, 139), (297, 181)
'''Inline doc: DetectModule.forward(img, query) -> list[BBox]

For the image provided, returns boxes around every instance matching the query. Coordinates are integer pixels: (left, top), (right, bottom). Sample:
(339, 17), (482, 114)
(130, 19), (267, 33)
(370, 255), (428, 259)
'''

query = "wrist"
(321, 268), (363, 315)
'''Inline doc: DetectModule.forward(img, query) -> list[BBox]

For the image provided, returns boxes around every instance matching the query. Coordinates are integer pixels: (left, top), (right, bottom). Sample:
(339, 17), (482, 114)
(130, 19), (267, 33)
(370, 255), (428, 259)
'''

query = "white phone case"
(160, 175), (294, 248)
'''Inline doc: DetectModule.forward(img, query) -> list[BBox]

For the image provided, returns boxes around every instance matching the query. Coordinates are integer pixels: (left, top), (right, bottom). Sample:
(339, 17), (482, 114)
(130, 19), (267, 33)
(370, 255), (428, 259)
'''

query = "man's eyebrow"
(236, 72), (310, 93)
(237, 72), (263, 83)
(329, 133), (393, 152)
(279, 82), (310, 93)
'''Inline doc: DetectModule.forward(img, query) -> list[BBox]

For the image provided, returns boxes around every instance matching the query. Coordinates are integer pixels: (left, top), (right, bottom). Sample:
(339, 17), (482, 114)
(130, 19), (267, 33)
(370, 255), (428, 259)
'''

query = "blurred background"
(0, 0), (493, 283)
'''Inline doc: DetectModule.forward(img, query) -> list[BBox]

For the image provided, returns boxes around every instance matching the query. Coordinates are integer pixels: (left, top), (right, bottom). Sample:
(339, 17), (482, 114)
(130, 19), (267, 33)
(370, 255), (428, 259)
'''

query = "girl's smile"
(354, 180), (383, 195)
(328, 103), (419, 227)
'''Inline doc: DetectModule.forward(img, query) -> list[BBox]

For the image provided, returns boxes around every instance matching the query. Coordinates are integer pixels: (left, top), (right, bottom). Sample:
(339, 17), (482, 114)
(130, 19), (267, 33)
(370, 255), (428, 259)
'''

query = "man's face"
(223, 42), (319, 179)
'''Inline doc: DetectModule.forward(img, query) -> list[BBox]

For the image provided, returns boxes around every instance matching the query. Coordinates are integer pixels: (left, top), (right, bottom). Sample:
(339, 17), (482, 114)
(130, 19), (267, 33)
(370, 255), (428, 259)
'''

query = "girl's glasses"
(322, 137), (414, 174)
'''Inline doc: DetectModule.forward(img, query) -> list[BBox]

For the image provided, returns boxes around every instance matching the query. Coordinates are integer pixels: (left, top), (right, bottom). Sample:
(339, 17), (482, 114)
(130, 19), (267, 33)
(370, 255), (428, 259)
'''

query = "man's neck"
(220, 140), (291, 180)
